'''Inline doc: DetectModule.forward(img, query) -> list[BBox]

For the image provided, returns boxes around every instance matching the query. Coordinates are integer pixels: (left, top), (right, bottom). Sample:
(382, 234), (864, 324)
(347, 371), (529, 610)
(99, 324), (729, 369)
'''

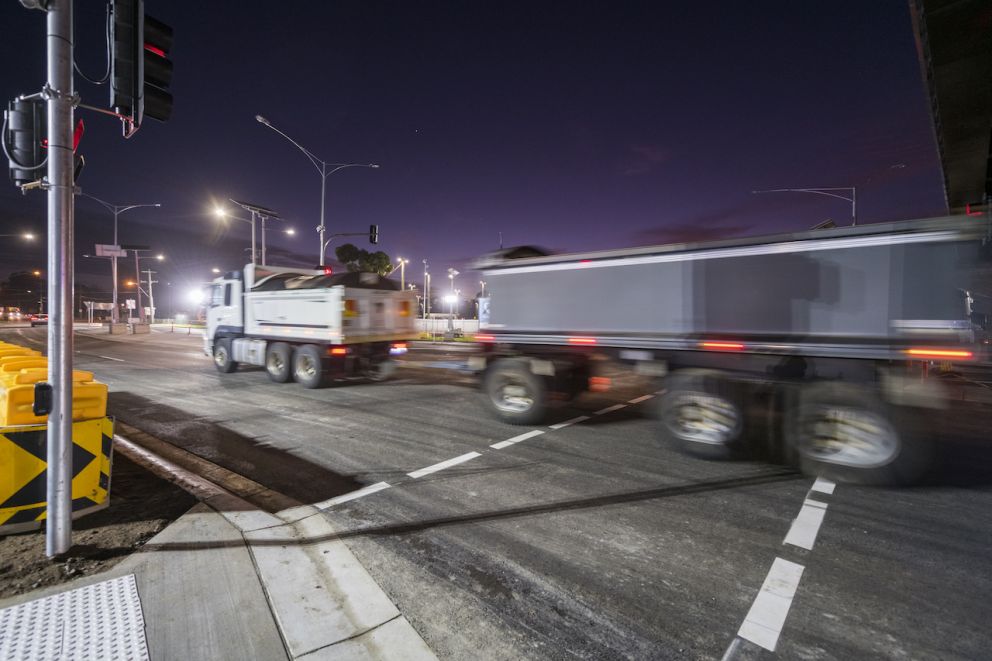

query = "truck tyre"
(266, 342), (292, 383)
(789, 382), (932, 485)
(293, 344), (326, 389)
(484, 358), (548, 425)
(213, 338), (237, 373)
(657, 369), (745, 459)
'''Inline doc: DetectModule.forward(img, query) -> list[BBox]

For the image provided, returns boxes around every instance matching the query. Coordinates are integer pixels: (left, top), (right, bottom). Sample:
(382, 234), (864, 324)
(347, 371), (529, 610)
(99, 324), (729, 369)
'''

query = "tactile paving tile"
(0, 574), (149, 661)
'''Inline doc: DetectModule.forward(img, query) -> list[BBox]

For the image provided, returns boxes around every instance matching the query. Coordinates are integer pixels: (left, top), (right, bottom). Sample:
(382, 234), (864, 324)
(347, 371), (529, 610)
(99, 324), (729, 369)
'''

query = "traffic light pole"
(45, 0), (75, 557)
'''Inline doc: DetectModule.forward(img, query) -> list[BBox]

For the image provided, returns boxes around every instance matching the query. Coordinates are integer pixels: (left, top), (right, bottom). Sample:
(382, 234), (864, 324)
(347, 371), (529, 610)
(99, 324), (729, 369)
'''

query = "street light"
(447, 268), (459, 296)
(211, 267), (221, 274)
(255, 114), (379, 266)
(131, 249), (163, 323)
(752, 187), (857, 226)
(480, 280), (486, 297)
(77, 193), (161, 323)
(396, 257), (409, 289)
(0, 232), (35, 240)
(215, 199), (283, 266)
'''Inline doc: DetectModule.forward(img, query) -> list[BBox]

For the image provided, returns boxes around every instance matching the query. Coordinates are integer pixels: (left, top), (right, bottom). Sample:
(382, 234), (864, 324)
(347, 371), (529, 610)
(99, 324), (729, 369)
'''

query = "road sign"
(95, 244), (127, 257)
(125, 299), (136, 310)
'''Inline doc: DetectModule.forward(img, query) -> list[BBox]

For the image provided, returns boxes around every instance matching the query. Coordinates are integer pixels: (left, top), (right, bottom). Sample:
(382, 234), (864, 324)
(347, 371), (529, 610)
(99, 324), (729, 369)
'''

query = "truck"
(472, 216), (990, 484)
(204, 264), (417, 387)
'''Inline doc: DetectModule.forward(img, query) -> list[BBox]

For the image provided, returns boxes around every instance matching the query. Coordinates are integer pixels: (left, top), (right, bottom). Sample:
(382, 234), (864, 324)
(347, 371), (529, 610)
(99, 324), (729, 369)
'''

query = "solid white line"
(783, 499), (828, 551)
(97, 355), (125, 362)
(312, 482), (391, 510)
(737, 557), (805, 651)
(549, 415), (590, 430)
(593, 404), (627, 416)
(407, 452), (482, 479)
(490, 429), (544, 449)
(628, 394), (654, 404)
(810, 477), (836, 495)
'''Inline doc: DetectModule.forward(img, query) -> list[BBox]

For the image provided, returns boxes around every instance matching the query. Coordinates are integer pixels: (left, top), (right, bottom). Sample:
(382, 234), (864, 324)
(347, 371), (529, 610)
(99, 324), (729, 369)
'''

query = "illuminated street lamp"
(396, 257), (409, 289)
(0, 232), (35, 240)
(215, 200), (285, 265)
(255, 114), (379, 266)
(211, 267), (221, 274)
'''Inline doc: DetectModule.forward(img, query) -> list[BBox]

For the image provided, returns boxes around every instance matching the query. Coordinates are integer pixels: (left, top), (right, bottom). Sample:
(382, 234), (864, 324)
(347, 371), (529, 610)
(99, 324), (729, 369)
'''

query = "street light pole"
(255, 115), (379, 266)
(396, 257), (408, 290)
(752, 187), (857, 226)
(77, 193), (160, 322)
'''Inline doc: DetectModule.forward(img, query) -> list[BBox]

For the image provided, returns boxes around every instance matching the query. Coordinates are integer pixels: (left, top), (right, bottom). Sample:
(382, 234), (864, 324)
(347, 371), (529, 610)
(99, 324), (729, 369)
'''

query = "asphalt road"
(4, 325), (991, 660)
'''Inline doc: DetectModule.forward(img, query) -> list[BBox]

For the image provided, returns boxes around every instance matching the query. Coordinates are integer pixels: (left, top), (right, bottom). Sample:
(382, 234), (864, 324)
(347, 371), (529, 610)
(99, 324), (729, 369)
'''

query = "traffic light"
(143, 15), (173, 122)
(110, 0), (174, 133)
(369, 224), (379, 244)
(3, 98), (46, 189)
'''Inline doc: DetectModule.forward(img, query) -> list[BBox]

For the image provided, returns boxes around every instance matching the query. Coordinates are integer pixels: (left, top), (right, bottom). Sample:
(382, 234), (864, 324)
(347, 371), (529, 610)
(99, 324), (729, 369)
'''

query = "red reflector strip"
(568, 337), (597, 345)
(475, 334), (495, 342)
(330, 347), (348, 355)
(144, 43), (166, 57)
(699, 341), (745, 351)
(905, 348), (973, 359)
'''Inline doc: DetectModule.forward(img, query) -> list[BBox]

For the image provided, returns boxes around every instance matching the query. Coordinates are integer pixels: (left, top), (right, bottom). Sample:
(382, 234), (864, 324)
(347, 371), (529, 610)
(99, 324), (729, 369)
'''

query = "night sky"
(0, 1), (947, 307)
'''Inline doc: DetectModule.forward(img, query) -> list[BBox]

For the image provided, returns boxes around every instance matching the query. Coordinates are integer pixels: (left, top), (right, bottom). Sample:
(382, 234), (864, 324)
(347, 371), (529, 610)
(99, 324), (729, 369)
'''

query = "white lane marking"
(97, 354), (125, 362)
(490, 429), (544, 449)
(593, 403), (627, 416)
(549, 415), (590, 430)
(654, 389), (667, 395)
(628, 394), (654, 404)
(783, 499), (828, 551)
(810, 477), (836, 495)
(737, 557), (805, 652)
(311, 481), (391, 510)
(407, 452), (481, 479)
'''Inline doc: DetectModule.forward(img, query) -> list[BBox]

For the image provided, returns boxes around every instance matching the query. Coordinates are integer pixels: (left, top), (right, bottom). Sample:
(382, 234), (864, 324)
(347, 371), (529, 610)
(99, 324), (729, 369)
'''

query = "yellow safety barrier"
(0, 353), (109, 425)
(0, 417), (114, 535)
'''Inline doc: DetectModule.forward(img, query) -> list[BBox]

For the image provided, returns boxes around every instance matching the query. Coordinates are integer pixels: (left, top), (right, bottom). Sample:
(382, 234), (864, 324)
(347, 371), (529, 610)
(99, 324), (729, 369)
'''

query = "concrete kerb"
(114, 429), (437, 660)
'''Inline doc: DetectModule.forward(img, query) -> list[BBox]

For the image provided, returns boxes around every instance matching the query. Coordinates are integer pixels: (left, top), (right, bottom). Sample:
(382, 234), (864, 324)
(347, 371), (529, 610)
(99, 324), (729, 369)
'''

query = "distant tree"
(334, 243), (394, 276)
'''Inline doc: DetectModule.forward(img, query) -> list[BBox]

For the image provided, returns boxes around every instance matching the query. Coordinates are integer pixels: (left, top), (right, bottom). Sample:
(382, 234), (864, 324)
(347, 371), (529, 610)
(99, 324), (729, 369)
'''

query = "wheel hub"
(802, 407), (898, 468)
(662, 392), (739, 445)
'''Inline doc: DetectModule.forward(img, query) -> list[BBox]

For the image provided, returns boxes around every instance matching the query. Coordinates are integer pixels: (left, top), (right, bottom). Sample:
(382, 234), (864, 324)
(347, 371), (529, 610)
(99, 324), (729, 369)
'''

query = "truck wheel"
(789, 382), (932, 485)
(293, 344), (326, 389)
(266, 342), (292, 383)
(484, 358), (547, 425)
(213, 338), (237, 373)
(657, 370), (745, 459)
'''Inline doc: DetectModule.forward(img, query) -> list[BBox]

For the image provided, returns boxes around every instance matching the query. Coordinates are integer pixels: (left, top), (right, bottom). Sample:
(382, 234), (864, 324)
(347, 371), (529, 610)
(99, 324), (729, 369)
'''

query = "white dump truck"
(204, 264), (417, 387)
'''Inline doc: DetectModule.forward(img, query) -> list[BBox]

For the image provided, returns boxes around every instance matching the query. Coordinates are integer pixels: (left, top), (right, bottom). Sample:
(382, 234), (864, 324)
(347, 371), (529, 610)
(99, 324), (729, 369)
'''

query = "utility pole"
(143, 268), (158, 323)
(45, 0), (75, 557)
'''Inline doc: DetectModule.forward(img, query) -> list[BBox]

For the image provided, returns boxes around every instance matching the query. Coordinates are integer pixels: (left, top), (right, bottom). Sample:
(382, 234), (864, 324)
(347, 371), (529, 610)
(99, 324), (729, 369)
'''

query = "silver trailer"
(473, 217), (989, 484)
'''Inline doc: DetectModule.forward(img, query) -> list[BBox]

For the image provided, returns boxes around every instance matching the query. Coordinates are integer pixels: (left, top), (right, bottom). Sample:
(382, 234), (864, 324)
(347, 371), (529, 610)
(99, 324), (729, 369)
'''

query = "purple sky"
(0, 1), (947, 300)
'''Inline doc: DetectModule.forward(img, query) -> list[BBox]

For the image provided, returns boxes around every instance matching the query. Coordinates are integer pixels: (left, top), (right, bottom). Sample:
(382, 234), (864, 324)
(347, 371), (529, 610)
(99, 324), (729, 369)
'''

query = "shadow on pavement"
(139, 468), (801, 553)
(109, 391), (364, 504)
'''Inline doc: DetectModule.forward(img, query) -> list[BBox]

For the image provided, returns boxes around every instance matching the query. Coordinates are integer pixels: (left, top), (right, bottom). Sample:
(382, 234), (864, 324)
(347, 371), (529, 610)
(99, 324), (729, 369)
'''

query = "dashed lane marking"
(549, 415), (590, 430)
(311, 481), (391, 510)
(490, 430), (544, 450)
(593, 403), (627, 416)
(783, 499), (828, 551)
(407, 452), (482, 479)
(737, 557), (805, 651)
(810, 476), (836, 495)
(628, 394), (654, 404)
(96, 355), (125, 362)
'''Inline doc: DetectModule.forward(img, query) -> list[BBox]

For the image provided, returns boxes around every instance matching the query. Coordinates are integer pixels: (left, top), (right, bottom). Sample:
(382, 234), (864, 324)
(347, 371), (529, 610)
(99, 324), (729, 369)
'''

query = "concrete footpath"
(0, 444), (437, 660)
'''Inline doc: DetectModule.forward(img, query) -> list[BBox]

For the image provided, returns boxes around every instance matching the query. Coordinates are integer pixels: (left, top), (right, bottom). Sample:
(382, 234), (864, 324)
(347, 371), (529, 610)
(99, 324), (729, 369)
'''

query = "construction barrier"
(0, 416), (114, 535)
(0, 340), (114, 535)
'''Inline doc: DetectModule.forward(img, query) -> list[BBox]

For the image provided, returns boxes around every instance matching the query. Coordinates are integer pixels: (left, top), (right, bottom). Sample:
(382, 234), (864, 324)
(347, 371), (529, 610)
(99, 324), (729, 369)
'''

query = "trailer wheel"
(657, 370), (745, 459)
(484, 358), (547, 425)
(293, 344), (326, 389)
(213, 338), (237, 374)
(789, 382), (932, 485)
(266, 342), (292, 383)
